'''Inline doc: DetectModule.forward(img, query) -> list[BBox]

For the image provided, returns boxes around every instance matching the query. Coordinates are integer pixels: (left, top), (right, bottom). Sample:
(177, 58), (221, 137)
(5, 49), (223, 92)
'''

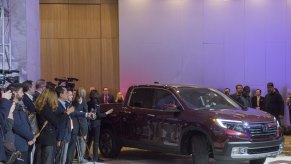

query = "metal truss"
(0, 0), (19, 88)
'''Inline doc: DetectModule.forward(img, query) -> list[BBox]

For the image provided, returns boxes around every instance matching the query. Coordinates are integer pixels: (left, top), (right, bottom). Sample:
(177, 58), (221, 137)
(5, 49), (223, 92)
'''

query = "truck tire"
(99, 129), (121, 158)
(191, 135), (209, 164)
(249, 158), (266, 164)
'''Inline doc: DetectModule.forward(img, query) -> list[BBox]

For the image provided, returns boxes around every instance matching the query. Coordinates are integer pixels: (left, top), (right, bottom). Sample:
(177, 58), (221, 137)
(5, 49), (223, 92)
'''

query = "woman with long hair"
(85, 89), (113, 162)
(115, 91), (124, 103)
(35, 88), (74, 164)
(72, 87), (88, 163)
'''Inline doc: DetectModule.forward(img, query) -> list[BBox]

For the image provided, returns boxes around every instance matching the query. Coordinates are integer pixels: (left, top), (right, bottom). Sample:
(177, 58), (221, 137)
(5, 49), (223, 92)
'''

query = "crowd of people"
(223, 82), (288, 124)
(1, 79), (291, 164)
(0, 79), (124, 164)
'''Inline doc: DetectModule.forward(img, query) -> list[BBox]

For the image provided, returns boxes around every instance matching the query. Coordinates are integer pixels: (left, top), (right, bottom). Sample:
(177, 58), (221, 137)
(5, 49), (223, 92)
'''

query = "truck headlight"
(216, 119), (246, 133)
(274, 117), (280, 128)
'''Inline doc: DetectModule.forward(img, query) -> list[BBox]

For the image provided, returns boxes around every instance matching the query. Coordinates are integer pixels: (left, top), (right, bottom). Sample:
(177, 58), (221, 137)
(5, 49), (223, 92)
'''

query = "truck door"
(151, 88), (183, 148)
(121, 87), (155, 144)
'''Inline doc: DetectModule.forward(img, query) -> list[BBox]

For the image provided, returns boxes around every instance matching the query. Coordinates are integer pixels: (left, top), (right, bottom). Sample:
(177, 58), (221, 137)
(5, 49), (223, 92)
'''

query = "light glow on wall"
(120, 0), (291, 125)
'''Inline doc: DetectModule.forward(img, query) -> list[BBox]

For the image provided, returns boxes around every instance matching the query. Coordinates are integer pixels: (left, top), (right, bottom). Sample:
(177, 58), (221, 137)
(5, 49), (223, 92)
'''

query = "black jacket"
(251, 96), (265, 110)
(98, 94), (115, 104)
(13, 104), (34, 152)
(33, 91), (41, 102)
(230, 93), (244, 106)
(37, 105), (68, 146)
(22, 93), (36, 113)
(72, 101), (88, 136)
(0, 98), (12, 161)
(55, 101), (71, 143)
(264, 92), (284, 118)
(87, 100), (106, 127)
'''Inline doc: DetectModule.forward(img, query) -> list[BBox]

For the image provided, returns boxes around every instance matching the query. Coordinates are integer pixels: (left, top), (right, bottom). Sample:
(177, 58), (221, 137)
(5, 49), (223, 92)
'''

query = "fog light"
(279, 143), (284, 154)
(231, 147), (248, 155)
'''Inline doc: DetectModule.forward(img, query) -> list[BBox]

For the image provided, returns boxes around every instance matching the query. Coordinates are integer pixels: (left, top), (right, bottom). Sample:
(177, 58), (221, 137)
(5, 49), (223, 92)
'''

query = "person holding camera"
(0, 90), (13, 163)
(86, 89), (113, 162)
(35, 88), (74, 164)
(9, 83), (35, 164)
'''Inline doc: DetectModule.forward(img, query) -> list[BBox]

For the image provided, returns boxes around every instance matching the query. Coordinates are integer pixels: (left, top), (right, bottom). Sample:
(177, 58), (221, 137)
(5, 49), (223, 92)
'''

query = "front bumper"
(214, 137), (284, 161)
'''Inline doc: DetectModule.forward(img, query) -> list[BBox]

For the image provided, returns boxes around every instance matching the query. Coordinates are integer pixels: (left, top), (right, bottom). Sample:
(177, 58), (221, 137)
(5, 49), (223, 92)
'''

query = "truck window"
(176, 87), (240, 110)
(153, 89), (178, 110)
(129, 88), (154, 109)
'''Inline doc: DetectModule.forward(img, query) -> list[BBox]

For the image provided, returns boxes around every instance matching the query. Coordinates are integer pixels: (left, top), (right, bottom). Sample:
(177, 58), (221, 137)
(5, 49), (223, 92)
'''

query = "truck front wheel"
(191, 135), (209, 164)
(99, 129), (121, 158)
(250, 158), (266, 164)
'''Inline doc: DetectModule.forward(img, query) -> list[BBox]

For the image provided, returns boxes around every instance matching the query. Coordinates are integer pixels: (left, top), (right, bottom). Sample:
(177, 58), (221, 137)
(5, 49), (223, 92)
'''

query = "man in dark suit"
(55, 86), (74, 164)
(0, 90), (13, 163)
(99, 87), (114, 104)
(33, 79), (46, 102)
(251, 89), (265, 110)
(22, 80), (36, 113)
(9, 83), (35, 164)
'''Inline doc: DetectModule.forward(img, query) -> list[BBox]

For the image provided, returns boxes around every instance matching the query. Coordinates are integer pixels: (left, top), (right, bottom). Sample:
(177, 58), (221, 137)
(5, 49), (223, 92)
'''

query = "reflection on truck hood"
(205, 108), (274, 122)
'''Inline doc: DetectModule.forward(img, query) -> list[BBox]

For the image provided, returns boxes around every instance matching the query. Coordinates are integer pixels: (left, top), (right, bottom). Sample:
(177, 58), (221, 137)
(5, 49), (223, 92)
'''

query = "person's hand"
(88, 112), (96, 120)
(33, 137), (36, 143)
(7, 102), (16, 119)
(66, 106), (74, 115)
(28, 140), (34, 146)
(256, 107), (260, 110)
(57, 141), (61, 147)
(105, 108), (114, 115)
(1, 90), (12, 100)
(28, 137), (36, 146)
(279, 115), (284, 119)
(9, 102), (16, 113)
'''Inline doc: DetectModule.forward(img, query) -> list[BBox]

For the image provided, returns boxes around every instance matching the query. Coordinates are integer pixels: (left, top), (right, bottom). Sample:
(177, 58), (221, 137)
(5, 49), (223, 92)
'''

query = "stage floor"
(82, 135), (291, 164)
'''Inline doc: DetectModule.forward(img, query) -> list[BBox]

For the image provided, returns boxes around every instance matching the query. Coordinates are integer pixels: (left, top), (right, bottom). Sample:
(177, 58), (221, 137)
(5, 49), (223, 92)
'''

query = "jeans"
(92, 125), (101, 161)
(59, 142), (69, 164)
(77, 137), (87, 161)
(41, 146), (55, 164)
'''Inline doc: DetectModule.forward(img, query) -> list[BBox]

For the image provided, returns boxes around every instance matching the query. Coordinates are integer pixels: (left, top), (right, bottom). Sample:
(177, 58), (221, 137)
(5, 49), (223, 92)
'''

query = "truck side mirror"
(163, 104), (181, 113)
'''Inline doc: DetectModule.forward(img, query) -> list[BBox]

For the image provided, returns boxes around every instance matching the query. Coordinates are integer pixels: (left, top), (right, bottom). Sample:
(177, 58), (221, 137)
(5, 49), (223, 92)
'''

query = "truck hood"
(205, 108), (275, 122)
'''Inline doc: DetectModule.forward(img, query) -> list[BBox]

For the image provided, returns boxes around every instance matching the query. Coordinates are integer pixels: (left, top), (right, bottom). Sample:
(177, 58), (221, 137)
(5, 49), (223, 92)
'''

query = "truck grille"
(247, 146), (279, 154)
(248, 122), (277, 139)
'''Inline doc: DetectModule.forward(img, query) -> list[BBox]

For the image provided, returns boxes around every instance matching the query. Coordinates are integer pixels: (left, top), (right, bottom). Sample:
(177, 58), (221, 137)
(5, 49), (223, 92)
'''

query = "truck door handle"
(124, 111), (131, 114)
(147, 114), (155, 117)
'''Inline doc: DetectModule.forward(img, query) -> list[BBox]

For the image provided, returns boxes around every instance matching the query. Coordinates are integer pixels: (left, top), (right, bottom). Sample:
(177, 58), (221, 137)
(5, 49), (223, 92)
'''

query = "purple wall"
(11, 0), (40, 82)
(119, 0), (291, 125)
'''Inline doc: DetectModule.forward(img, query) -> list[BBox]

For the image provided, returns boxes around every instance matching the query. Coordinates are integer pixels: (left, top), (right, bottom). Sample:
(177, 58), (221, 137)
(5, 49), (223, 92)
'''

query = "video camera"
(0, 69), (20, 89)
(54, 77), (79, 91)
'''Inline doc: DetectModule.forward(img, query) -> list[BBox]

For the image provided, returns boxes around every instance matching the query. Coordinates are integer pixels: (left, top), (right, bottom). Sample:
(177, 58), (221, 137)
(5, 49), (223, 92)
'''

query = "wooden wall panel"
(101, 39), (119, 95)
(40, 0), (102, 4)
(40, 0), (69, 4)
(101, 2), (118, 38)
(40, 39), (70, 81)
(40, 4), (69, 38)
(68, 5), (101, 38)
(101, 0), (117, 4)
(69, 39), (102, 91)
(40, 2), (119, 95)
(69, 0), (101, 4)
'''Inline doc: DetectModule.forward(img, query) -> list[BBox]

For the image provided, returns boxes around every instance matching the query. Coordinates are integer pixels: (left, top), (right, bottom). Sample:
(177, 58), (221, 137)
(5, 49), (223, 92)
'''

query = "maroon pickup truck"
(99, 84), (284, 164)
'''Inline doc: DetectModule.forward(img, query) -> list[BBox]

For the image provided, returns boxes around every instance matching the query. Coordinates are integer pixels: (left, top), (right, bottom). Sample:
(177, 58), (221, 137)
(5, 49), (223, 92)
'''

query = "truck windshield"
(176, 87), (240, 110)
